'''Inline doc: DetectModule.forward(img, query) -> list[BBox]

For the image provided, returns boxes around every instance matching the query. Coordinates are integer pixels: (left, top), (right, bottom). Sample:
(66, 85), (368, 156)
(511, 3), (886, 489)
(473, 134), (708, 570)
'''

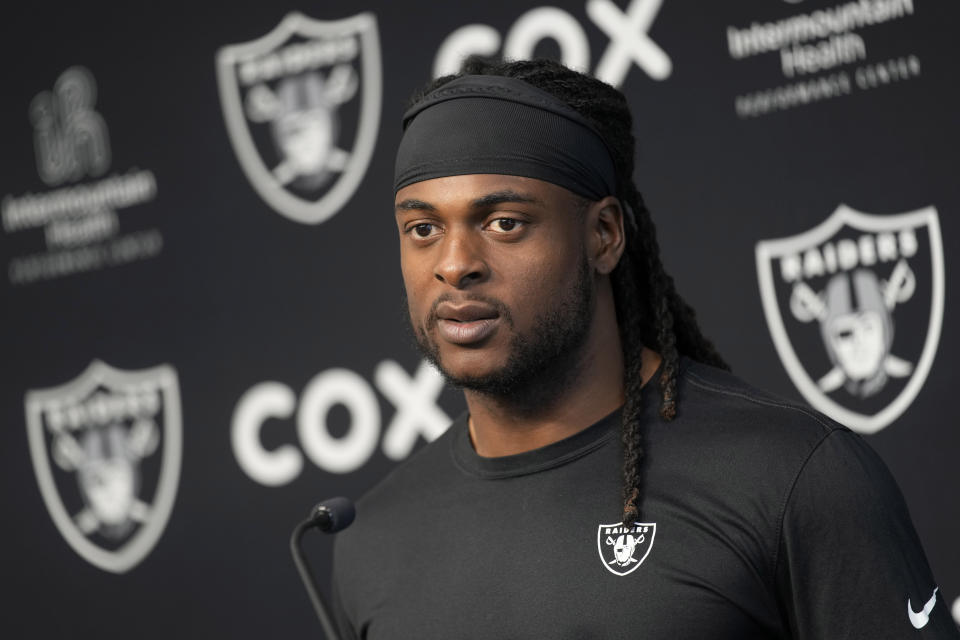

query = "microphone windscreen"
(313, 496), (356, 533)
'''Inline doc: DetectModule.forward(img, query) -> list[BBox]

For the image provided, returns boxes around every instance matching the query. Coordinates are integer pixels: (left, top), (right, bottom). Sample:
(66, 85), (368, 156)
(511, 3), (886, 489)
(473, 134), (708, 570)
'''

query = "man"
(332, 58), (957, 639)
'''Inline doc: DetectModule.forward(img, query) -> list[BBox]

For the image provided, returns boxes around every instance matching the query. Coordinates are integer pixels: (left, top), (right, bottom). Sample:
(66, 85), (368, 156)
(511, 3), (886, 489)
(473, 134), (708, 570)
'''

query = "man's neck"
(465, 344), (661, 458)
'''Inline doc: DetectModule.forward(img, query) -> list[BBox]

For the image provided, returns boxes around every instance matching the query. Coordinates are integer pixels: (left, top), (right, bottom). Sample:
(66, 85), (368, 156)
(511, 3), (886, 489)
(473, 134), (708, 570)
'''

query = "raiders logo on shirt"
(597, 522), (656, 576)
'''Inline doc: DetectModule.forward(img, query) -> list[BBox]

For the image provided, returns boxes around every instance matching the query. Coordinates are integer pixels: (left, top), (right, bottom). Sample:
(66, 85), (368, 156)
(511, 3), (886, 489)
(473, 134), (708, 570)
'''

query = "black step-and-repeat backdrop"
(2, 0), (957, 635)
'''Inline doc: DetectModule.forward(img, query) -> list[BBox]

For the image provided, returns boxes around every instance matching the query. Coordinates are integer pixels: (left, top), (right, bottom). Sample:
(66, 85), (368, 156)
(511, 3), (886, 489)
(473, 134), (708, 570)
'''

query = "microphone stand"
(290, 517), (342, 640)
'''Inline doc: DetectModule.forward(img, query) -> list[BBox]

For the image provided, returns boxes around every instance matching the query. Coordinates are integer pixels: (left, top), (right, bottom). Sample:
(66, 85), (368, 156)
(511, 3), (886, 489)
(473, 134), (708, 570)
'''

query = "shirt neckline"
(449, 358), (665, 479)
(450, 407), (622, 479)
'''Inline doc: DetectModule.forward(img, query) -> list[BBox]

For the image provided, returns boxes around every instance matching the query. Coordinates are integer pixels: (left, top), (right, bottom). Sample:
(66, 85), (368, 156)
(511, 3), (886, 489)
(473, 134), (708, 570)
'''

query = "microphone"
(306, 496), (355, 533)
(290, 497), (356, 640)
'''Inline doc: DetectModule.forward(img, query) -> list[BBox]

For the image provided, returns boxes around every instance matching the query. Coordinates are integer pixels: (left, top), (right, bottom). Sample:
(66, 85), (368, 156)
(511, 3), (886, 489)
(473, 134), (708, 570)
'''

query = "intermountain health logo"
(2, 66), (161, 285)
(216, 12), (382, 224)
(597, 522), (655, 576)
(25, 361), (182, 573)
(756, 205), (944, 434)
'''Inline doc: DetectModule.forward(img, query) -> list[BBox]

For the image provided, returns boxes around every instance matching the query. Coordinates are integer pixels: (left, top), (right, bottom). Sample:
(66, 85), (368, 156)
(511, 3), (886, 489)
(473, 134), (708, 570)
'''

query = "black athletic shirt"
(332, 360), (957, 639)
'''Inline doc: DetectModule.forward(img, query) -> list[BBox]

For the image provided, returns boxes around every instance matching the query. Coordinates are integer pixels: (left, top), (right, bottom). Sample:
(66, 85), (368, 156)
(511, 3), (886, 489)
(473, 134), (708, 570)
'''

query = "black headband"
(394, 75), (617, 200)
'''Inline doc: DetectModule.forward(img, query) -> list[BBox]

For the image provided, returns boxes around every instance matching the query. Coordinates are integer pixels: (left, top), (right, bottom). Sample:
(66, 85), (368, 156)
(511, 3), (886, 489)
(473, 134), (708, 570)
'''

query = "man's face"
(395, 174), (596, 396)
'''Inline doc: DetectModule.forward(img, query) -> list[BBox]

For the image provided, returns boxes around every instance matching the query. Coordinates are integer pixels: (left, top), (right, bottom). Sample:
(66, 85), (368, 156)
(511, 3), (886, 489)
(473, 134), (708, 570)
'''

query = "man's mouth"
(434, 301), (501, 345)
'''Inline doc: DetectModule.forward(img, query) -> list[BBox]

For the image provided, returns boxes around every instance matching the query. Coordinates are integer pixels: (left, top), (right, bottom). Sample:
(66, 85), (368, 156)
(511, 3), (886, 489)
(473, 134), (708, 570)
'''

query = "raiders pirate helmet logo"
(597, 522), (656, 576)
(756, 205), (944, 434)
(216, 12), (382, 224)
(25, 361), (182, 573)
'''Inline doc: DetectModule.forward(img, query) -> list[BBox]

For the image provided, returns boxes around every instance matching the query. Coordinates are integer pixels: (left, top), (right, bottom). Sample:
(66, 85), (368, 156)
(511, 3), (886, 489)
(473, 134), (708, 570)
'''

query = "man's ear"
(586, 196), (626, 275)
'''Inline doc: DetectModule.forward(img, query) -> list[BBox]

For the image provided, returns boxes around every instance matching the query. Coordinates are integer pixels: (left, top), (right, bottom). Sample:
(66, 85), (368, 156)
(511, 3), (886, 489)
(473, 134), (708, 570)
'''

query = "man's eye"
(490, 218), (521, 232)
(413, 223), (435, 237)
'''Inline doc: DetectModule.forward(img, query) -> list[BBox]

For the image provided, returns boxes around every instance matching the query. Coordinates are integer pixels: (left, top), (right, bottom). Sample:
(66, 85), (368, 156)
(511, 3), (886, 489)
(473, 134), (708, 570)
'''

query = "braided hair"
(408, 58), (729, 526)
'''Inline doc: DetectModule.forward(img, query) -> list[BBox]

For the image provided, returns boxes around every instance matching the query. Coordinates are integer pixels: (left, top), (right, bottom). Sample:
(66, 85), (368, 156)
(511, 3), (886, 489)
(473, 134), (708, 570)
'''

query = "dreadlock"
(408, 58), (729, 527)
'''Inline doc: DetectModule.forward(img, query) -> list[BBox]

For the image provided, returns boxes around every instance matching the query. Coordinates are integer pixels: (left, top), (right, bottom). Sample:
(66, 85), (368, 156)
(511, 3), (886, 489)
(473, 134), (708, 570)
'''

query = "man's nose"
(434, 232), (489, 288)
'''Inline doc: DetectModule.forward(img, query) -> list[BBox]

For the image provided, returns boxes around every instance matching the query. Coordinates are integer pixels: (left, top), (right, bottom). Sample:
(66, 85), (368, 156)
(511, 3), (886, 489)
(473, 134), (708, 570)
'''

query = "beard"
(410, 254), (595, 410)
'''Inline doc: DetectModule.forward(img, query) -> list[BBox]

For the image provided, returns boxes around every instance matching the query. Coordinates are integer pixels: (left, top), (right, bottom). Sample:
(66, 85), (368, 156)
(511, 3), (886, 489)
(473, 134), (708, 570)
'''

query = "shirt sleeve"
(775, 429), (959, 639)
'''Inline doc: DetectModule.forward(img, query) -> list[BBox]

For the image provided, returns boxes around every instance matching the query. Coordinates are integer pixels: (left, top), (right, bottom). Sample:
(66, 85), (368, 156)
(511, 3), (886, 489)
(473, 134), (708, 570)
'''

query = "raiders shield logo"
(756, 205), (944, 434)
(25, 361), (182, 573)
(216, 12), (382, 224)
(597, 522), (656, 576)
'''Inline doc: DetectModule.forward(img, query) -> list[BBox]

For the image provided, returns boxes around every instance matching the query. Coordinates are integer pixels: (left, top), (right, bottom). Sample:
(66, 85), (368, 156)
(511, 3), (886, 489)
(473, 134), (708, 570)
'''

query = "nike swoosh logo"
(908, 587), (938, 629)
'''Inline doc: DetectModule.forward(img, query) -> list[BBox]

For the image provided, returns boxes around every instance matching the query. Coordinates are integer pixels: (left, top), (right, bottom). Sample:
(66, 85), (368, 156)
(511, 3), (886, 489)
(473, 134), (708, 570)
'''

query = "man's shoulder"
(332, 418), (464, 627)
(651, 361), (887, 557)
(677, 359), (846, 441)
(658, 359), (858, 490)
(359, 413), (464, 511)
(337, 413), (464, 554)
